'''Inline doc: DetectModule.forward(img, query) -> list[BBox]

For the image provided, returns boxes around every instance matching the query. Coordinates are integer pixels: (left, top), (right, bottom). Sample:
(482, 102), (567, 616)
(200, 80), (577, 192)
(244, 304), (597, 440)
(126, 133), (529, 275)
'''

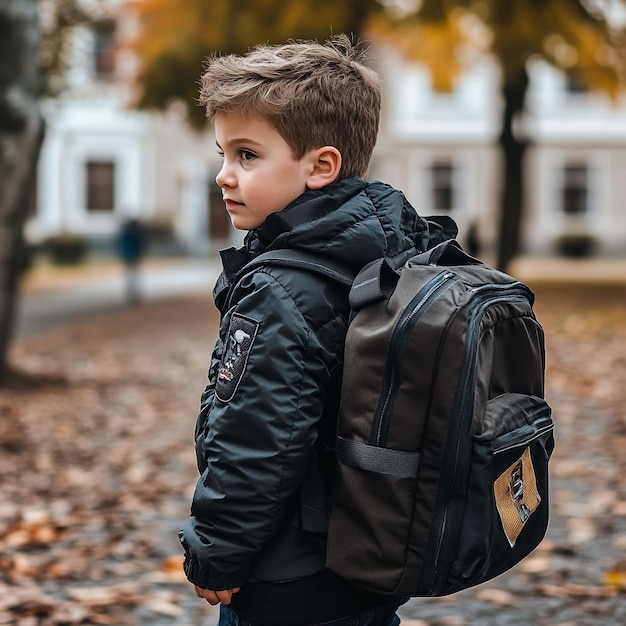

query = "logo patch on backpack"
(216, 313), (259, 402)
(494, 447), (541, 547)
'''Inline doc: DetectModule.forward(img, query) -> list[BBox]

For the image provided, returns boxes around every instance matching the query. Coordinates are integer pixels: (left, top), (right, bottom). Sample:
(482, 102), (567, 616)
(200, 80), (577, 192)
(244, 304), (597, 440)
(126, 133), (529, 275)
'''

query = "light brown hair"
(199, 35), (381, 179)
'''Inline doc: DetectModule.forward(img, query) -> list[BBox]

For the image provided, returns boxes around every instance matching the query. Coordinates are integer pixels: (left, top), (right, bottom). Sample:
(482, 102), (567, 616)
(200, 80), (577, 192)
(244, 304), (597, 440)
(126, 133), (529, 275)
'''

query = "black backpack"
(237, 240), (554, 597)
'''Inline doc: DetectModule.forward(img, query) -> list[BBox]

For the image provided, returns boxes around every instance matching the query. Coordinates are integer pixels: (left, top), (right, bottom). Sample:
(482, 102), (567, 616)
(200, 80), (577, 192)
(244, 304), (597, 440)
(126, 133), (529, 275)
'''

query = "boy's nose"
(216, 162), (235, 189)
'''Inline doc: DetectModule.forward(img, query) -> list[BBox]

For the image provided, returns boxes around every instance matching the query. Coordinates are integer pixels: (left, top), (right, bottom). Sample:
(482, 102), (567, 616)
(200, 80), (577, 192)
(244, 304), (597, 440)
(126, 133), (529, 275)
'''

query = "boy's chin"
(229, 216), (264, 231)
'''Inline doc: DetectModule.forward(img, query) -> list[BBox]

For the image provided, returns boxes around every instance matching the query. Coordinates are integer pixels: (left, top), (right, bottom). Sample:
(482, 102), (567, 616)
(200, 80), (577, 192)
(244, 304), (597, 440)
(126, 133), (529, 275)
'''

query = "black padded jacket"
(180, 177), (456, 594)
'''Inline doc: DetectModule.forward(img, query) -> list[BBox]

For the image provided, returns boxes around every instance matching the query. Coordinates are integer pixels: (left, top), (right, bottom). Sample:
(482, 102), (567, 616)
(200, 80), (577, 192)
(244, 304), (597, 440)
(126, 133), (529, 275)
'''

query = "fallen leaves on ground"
(1, 297), (218, 625)
(0, 282), (625, 625)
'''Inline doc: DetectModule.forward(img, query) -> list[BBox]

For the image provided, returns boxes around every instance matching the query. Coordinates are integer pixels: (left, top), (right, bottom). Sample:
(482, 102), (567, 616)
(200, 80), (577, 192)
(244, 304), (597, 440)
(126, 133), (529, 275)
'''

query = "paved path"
(15, 253), (626, 342)
(15, 257), (222, 340)
(15, 254), (626, 341)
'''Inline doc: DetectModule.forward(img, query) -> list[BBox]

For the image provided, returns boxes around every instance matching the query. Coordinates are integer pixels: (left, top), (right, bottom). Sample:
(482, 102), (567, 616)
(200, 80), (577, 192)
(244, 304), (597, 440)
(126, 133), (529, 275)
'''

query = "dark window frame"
(430, 160), (456, 213)
(93, 20), (117, 79)
(86, 160), (116, 212)
(561, 163), (589, 216)
(565, 74), (588, 95)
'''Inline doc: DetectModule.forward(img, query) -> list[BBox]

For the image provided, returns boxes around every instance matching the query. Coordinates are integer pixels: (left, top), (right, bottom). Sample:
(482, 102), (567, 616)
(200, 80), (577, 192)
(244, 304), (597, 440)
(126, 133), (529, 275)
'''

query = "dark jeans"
(218, 603), (402, 626)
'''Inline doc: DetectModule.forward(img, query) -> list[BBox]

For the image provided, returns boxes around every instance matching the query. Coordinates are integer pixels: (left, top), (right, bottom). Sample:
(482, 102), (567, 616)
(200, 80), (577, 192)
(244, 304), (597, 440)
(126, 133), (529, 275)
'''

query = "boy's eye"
(240, 149), (257, 161)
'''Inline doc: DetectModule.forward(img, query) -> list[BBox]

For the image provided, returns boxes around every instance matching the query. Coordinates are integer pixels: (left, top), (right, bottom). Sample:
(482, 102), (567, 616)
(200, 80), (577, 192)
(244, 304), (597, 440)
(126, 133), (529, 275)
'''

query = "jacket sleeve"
(180, 269), (343, 591)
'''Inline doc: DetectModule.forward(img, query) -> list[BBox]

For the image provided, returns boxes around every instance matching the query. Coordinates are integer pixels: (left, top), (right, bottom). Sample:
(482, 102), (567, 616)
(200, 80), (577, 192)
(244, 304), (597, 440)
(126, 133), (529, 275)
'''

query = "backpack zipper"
(370, 271), (456, 447)
(492, 417), (554, 454)
(427, 283), (535, 594)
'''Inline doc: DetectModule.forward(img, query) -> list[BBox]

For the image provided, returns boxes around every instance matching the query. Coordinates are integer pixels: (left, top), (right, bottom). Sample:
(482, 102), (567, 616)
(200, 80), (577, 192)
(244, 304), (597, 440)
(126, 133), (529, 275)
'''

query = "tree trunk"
(496, 66), (529, 272)
(0, 0), (43, 379)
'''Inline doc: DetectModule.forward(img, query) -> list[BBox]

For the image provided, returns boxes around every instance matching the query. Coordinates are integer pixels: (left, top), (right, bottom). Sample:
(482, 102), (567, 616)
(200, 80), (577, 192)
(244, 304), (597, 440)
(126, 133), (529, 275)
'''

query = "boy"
(179, 36), (455, 626)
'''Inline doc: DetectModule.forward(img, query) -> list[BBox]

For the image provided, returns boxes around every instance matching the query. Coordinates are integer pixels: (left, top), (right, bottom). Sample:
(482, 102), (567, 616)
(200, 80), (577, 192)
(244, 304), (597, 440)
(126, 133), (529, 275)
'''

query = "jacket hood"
(216, 178), (457, 300)
(252, 177), (457, 271)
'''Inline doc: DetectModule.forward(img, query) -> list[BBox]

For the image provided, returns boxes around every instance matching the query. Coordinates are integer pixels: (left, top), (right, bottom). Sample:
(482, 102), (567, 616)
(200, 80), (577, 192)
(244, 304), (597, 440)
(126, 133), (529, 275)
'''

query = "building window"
(565, 74), (588, 95)
(86, 160), (115, 211)
(562, 163), (588, 215)
(93, 21), (116, 79)
(430, 160), (455, 212)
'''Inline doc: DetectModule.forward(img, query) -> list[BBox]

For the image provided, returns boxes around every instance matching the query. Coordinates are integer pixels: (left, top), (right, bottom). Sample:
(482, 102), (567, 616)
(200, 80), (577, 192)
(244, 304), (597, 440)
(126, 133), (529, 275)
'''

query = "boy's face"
(214, 112), (315, 231)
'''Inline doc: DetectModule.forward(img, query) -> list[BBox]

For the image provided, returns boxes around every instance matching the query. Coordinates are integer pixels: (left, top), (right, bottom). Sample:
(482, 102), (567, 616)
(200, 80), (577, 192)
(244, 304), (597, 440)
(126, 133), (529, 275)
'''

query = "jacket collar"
(214, 177), (366, 307)
(256, 177), (366, 248)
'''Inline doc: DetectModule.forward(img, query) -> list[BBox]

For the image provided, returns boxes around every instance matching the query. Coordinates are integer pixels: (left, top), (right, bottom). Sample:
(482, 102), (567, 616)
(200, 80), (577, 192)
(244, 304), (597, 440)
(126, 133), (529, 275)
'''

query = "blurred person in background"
(117, 217), (146, 304)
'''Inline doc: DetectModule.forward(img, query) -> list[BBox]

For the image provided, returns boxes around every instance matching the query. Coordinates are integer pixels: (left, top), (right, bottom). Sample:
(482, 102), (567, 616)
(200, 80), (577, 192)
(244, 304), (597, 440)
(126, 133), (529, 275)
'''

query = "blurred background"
(1, 1), (626, 624)
(4, 0), (626, 338)
(9, 0), (626, 277)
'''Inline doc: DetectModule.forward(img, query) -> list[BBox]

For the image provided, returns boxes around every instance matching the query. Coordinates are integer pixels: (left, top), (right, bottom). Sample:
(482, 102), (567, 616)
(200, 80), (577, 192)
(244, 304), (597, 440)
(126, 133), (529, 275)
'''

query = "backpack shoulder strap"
(226, 248), (357, 309)
(240, 248), (356, 287)
(348, 247), (418, 311)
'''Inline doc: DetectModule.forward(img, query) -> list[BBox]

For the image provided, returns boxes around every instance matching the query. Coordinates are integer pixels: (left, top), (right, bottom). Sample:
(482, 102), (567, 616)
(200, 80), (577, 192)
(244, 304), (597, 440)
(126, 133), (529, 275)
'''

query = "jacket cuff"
(183, 554), (251, 590)
(180, 532), (251, 590)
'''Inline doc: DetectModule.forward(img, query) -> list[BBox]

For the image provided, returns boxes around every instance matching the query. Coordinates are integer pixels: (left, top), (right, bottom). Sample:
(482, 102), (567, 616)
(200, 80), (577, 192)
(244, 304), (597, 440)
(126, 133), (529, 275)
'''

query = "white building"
(27, 12), (626, 260)
(28, 3), (242, 258)
(372, 46), (626, 258)
(524, 61), (626, 256)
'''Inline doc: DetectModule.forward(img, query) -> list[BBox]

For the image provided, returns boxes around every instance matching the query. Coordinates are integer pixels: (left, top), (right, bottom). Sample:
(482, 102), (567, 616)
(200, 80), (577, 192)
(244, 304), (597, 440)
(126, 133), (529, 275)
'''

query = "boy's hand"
(194, 585), (240, 605)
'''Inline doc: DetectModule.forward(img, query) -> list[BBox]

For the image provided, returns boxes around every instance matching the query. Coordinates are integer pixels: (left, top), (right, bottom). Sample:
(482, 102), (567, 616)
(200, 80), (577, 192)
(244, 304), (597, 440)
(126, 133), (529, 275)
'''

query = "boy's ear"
(306, 146), (342, 189)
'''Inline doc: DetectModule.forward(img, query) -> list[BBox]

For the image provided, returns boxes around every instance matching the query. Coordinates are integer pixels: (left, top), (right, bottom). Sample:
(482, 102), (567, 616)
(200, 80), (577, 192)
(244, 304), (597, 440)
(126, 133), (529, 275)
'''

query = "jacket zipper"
(427, 283), (534, 594)
(370, 271), (456, 447)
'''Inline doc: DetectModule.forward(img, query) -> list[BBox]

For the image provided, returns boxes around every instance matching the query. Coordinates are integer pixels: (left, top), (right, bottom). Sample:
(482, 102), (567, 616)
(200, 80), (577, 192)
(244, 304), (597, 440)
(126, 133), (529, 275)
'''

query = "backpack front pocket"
(444, 393), (554, 593)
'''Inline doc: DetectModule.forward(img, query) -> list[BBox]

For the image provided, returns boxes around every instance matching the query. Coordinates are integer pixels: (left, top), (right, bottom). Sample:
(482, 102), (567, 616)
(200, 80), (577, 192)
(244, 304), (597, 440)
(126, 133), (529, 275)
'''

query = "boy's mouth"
(223, 198), (244, 210)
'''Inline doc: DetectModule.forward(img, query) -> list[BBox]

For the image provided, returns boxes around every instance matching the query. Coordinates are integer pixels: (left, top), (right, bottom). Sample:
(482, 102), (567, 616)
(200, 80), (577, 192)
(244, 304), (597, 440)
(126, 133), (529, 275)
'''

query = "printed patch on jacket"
(494, 446), (541, 547)
(216, 313), (259, 403)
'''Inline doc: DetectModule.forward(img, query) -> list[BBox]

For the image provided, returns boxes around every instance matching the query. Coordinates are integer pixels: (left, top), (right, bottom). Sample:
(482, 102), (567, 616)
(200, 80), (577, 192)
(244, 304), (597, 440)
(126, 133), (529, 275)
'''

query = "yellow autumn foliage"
(366, 0), (622, 95)
(124, 0), (378, 128)
(367, 8), (480, 92)
(125, 0), (624, 127)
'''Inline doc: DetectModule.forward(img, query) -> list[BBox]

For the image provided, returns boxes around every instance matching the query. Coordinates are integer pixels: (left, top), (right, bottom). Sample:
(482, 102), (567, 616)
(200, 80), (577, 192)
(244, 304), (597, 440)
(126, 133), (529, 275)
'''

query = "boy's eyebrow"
(216, 136), (263, 148)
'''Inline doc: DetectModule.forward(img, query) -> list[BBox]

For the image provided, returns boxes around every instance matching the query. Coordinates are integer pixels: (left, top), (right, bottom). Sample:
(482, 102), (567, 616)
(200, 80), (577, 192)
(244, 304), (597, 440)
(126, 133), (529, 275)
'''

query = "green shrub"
(44, 234), (88, 265)
(554, 233), (597, 258)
